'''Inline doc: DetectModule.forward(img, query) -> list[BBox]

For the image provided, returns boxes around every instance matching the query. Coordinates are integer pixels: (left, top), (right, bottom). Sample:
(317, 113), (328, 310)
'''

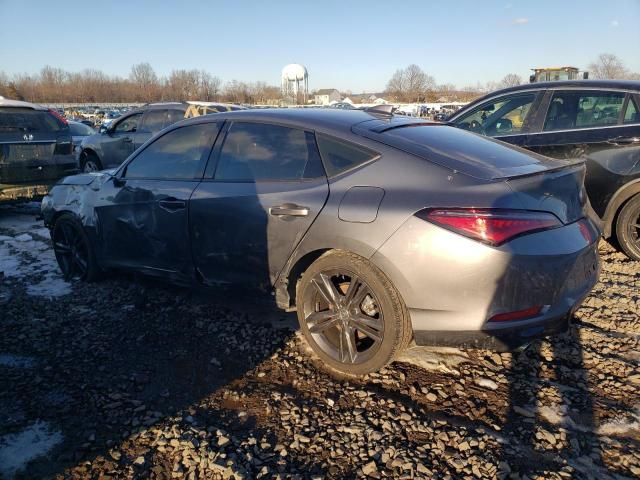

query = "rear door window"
(315, 134), (379, 177)
(124, 123), (219, 180)
(214, 122), (324, 181)
(140, 109), (168, 134)
(166, 109), (186, 126)
(543, 91), (625, 131)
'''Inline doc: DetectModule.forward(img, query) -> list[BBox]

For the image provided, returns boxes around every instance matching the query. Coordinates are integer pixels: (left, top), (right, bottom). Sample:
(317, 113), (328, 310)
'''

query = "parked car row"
(0, 98), (244, 202)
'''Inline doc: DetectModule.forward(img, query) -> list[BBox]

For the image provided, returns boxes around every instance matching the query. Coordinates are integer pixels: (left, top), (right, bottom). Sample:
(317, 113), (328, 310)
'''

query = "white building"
(314, 89), (341, 106)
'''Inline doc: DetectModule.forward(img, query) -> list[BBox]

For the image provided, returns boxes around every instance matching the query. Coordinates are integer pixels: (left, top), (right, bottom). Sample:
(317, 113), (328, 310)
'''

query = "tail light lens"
(415, 208), (562, 246)
(489, 306), (543, 322)
(48, 109), (68, 126)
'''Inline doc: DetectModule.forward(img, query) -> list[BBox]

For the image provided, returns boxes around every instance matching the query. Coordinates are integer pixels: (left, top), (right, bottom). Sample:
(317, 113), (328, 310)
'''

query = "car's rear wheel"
(616, 194), (640, 261)
(297, 251), (412, 376)
(52, 214), (100, 281)
(81, 152), (102, 173)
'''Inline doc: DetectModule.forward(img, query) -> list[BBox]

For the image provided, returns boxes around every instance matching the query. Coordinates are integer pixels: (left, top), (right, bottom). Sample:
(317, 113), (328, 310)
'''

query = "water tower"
(281, 64), (308, 104)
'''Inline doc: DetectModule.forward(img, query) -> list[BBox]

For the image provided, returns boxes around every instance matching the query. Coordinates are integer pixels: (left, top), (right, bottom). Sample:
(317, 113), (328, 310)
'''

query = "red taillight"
(416, 208), (562, 246)
(48, 109), (68, 126)
(489, 306), (543, 322)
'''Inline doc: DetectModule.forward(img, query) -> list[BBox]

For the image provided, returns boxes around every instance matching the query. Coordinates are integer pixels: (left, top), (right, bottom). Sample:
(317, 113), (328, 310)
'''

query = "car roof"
(0, 96), (48, 111)
(485, 79), (640, 96)
(175, 107), (429, 135)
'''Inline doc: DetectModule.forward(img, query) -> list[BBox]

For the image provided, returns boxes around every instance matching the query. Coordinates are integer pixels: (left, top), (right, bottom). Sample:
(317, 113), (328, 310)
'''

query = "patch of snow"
(0, 354), (36, 368)
(0, 219), (70, 297)
(27, 277), (72, 298)
(14, 233), (32, 242)
(397, 346), (470, 374)
(474, 377), (499, 390)
(31, 228), (51, 240)
(597, 406), (640, 437)
(0, 421), (63, 479)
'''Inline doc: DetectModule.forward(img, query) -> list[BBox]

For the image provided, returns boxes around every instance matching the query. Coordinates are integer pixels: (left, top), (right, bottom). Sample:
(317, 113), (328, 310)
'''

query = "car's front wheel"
(52, 213), (100, 281)
(616, 194), (640, 261)
(296, 251), (412, 376)
(81, 152), (102, 173)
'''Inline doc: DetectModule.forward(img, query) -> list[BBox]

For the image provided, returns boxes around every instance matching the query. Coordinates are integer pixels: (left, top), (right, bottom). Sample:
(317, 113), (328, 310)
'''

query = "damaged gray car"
(42, 108), (601, 375)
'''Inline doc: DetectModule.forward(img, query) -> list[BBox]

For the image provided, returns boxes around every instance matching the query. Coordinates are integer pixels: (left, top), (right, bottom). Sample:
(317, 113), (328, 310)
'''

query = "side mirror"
(112, 175), (126, 188)
(99, 125), (110, 134)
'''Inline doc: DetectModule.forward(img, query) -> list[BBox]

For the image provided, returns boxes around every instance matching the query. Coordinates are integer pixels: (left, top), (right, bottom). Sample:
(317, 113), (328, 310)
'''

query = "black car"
(448, 80), (640, 260)
(0, 97), (76, 203)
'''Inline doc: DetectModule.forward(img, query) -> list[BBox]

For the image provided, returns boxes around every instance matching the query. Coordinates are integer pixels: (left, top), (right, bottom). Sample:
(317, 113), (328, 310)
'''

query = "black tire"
(81, 152), (102, 173)
(296, 250), (412, 376)
(615, 195), (640, 261)
(52, 213), (101, 281)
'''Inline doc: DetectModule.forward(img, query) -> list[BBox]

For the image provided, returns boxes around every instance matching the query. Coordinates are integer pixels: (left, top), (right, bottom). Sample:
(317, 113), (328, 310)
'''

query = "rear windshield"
(368, 124), (568, 179)
(69, 122), (95, 136)
(0, 107), (66, 133)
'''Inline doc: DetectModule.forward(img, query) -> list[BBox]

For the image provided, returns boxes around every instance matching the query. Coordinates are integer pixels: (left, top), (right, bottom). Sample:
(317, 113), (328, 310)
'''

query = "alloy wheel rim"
(53, 223), (88, 281)
(303, 271), (384, 365)
(84, 161), (98, 172)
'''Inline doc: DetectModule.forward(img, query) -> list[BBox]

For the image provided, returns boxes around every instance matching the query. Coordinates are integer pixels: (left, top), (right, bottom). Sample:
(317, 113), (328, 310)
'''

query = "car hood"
(57, 169), (115, 186)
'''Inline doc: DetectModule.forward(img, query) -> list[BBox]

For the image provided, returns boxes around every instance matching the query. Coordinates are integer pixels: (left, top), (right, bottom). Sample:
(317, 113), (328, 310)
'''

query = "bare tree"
(385, 65), (435, 102)
(498, 73), (523, 89)
(167, 69), (200, 101)
(588, 53), (628, 79)
(129, 62), (159, 102)
(198, 71), (222, 101)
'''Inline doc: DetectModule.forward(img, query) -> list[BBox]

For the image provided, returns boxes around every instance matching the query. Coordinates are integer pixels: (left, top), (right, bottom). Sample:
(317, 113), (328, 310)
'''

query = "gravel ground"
(0, 203), (638, 480)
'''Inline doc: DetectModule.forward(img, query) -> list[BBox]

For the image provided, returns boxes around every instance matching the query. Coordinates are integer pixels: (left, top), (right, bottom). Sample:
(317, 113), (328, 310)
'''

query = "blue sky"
(1, 0), (638, 92)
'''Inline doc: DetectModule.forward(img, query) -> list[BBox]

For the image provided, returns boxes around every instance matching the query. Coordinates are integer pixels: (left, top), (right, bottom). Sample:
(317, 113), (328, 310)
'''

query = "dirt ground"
(0, 203), (638, 479)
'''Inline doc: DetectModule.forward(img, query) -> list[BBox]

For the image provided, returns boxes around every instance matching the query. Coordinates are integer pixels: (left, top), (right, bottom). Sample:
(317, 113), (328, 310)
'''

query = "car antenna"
(364, 105), (395, 116)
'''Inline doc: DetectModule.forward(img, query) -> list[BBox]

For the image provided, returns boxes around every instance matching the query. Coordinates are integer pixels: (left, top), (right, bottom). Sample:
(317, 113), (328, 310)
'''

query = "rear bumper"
(413, 312), (570, 351)
(0, 182), (52, 203)
(371, 215), (600, 350)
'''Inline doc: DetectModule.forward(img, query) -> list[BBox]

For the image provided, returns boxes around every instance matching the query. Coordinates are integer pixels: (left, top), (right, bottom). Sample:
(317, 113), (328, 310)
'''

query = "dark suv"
(0, 97), (76, 203)
(448, 80), (640, 260)
(78, 103), (190, 173)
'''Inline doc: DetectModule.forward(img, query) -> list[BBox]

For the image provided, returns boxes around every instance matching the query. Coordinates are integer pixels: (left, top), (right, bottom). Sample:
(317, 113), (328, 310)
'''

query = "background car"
(78, 102), (243, 172)
(68, 120), (95, 155)
(447, 80), (640, 260)
(42, 109), (600, 375)
(78, 102), (188, 172)
(0, 97), (76, 202)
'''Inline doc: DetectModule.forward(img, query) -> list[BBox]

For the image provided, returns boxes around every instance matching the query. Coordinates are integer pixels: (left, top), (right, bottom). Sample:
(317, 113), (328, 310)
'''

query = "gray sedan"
(41, 108), (600, 375)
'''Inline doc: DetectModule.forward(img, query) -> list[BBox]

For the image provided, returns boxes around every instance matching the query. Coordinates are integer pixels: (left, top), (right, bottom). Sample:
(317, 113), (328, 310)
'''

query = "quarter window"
(316, 134), (379, 177)
(624, 97), (639, 124)
(454, 93), (536, 136)
(215, 122), (323, 181)
(124, 123), (218, 180)
(543, 91), (625, 131)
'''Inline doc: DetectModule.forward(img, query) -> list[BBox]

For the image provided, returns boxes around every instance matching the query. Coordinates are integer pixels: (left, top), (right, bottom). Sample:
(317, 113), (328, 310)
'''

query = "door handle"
(607, 137), (640, 146)
(158, 198), (186, 212)
(269, 203), (309, 217)
(122, 137), (133, 143)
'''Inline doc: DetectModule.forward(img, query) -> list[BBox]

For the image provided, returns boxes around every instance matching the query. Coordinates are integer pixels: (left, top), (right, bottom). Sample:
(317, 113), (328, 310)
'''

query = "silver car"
(41, 108), (600, 375)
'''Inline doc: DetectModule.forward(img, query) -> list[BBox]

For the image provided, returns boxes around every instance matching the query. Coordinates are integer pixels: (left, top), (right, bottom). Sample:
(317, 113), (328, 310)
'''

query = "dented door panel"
(95, 178), (198, 279)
